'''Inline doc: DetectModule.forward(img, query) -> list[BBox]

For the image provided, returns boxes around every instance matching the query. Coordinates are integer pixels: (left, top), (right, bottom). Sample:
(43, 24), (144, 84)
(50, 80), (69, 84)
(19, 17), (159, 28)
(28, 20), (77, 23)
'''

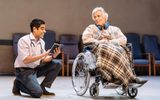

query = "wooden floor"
(0, 76), (160, 100)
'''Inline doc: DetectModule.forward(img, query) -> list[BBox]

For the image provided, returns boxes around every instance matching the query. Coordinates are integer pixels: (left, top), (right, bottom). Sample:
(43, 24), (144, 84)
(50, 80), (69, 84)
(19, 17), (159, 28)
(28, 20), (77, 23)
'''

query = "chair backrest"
(43, 30), (56, 50)
(12, 33), (27, 60)
(143, 35), (160, 60)
(125, 33), (142, 59)
(59, 34), (79, 59)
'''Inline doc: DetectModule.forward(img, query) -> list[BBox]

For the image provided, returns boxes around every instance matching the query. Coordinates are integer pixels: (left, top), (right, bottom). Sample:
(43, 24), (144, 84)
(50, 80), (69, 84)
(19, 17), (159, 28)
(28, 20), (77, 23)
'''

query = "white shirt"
(14, 33), (45, 68)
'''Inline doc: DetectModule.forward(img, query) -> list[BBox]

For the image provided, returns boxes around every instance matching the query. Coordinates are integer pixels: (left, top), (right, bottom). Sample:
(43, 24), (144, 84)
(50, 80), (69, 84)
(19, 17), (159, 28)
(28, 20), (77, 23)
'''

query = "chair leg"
(67, 62), (69, 76)
(67, 63), (69, 76)
(67, 55), (69, 76)
(61, 60), (64, 76)
(61, 52), (65, 76)
(149, 64), (151, 76)
(154, 64), (156, 76)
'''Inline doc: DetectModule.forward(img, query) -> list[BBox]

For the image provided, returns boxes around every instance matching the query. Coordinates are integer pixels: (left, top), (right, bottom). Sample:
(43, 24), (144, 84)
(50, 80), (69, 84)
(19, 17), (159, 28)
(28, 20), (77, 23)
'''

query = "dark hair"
(30, 18), (45, 32)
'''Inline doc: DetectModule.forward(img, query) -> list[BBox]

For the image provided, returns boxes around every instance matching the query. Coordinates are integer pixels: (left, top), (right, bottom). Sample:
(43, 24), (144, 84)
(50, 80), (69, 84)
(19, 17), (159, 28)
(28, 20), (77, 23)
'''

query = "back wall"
(0, 0), (160, 39)
(0, 0), (160, 74)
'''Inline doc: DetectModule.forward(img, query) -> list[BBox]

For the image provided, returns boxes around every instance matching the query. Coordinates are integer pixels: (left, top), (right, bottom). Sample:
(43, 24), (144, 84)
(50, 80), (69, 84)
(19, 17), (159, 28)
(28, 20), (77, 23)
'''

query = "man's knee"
(30, 89), (43, 98)
(52, 60), (62, 70)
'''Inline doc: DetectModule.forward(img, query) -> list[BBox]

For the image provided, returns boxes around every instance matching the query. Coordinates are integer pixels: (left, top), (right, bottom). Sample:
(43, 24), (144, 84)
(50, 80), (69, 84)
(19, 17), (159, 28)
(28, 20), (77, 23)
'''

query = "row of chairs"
(12, 31), (160, 76)
(12, 30), (80, 76)
(125, 33), (160, 76)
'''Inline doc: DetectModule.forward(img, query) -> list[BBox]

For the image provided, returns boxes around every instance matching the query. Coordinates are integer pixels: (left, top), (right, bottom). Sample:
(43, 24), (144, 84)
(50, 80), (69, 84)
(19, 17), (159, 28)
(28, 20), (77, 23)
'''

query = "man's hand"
(41, 47), (61, 63)
(52, 47), (61, 58)
(23, 50), (50, 64)
(43, 50), (50, 57)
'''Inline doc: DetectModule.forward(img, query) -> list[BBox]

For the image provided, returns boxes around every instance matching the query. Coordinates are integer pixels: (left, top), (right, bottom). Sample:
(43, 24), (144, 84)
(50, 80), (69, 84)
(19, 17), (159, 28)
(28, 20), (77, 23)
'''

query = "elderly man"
(82, 7), (147, 90)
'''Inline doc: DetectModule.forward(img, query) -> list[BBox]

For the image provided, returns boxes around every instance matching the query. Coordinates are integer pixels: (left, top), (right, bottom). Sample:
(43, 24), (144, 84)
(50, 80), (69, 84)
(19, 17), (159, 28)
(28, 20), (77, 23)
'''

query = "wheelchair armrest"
(120, 43), (133, 52)
(126, 43), (132, 48)
(126, 43), (132, 51)
(83, 43), (96, 52)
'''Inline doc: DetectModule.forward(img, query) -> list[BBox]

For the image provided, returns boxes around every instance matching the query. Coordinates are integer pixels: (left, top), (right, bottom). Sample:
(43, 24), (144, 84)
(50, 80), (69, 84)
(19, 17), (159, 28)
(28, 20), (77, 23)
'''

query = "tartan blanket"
(94, 43), (135, 86)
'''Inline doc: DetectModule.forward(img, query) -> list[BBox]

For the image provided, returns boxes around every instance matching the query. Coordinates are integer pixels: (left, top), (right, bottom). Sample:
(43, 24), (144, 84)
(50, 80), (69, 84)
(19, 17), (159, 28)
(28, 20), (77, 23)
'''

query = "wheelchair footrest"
(103, 83), (120, 89)
(128, 83), (145, 88)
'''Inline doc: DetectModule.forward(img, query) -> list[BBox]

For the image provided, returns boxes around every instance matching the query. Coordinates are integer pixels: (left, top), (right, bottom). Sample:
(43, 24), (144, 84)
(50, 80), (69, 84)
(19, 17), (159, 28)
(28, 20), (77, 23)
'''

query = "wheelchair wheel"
(127, 87), (138, 98)
(72, 53), (91, 96)
(116, 86), (126, 95)
(89, 83), (99, 98)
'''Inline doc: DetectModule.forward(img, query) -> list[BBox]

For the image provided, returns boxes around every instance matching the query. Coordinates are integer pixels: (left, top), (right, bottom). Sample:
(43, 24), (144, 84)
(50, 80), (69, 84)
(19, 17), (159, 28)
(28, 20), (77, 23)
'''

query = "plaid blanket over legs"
(95, 44), (136, 86)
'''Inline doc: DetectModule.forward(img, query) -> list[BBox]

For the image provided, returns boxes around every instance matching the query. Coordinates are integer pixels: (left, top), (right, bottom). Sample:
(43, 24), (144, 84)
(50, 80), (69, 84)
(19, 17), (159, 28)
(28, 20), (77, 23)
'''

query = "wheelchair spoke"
(72, 53), (91, 96)
(75, 76), (86, 90)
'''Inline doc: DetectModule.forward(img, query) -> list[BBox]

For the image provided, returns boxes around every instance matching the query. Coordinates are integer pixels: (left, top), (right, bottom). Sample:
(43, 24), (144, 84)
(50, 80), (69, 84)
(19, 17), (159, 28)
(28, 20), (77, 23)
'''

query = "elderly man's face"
(93, 11), (106, 26)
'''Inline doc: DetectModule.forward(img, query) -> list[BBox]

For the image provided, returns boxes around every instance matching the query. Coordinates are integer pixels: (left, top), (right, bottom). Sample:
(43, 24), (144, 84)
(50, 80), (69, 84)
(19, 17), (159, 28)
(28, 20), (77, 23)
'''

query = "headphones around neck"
(96, 22), (110, 30)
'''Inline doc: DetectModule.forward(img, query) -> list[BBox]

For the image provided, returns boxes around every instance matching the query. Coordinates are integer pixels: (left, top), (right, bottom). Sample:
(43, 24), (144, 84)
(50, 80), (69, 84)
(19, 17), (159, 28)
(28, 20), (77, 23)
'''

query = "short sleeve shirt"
(14, 33), (45, 68)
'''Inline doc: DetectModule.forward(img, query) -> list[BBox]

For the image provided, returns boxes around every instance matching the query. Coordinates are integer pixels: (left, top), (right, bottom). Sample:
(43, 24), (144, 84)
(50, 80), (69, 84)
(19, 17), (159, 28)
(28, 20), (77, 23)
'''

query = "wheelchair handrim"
(72, 53), (91, 96)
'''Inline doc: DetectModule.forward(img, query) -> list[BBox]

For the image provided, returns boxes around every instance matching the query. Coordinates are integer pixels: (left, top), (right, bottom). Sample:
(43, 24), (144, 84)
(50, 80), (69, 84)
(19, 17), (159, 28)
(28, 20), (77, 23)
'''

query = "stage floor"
(0, 76), (160, 100)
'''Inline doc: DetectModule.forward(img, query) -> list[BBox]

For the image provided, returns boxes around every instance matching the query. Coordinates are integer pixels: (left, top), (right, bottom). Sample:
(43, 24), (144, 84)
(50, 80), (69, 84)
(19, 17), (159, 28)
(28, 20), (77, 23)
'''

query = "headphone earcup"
(97, 25), (103, 30)
(104, 22), (110, 29)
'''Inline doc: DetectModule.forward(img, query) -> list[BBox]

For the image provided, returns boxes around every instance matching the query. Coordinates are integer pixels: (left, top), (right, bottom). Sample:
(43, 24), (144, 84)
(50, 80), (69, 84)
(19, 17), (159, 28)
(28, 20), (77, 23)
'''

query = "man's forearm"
(23, 53), (46, 64)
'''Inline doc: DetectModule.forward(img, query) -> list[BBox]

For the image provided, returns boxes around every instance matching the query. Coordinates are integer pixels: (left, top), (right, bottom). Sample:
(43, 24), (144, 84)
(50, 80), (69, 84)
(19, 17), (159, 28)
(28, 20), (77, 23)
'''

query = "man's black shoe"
(41, 85), (55, 96)
(43, 91), (55, 95)
(12, 79), (21, 95)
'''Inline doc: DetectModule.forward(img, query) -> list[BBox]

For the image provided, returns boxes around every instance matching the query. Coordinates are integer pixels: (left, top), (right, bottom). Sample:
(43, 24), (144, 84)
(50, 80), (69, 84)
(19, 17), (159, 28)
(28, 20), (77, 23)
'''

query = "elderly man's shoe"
(12, 79), (21, 95)
(132, 78), (147, 84)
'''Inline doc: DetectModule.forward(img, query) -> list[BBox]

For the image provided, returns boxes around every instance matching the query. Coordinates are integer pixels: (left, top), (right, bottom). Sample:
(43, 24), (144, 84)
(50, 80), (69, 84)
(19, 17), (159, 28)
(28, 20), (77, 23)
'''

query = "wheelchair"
(72, 43), (141, 98)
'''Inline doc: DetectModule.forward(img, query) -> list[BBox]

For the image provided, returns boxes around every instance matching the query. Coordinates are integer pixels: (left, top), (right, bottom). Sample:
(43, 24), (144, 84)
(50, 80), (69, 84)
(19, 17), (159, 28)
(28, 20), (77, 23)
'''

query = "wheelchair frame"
(72, 43), (138, 98)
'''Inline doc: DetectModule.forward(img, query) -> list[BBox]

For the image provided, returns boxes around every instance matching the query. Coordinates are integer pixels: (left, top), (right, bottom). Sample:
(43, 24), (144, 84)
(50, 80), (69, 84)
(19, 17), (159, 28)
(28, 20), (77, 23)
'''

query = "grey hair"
(92, 7), (108, 21)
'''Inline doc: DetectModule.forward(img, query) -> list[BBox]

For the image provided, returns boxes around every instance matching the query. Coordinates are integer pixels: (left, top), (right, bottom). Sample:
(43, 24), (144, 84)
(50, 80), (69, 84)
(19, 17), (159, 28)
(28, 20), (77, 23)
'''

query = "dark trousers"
(14, 60), (61, 98)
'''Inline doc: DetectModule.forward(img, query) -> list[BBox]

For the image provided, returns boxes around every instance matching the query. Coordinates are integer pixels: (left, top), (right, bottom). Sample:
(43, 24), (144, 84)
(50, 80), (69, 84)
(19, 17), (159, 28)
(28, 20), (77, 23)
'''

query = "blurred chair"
(43, 30), (65, 76)
(12, 33), (27, 61)
(43, 30), (56, 50)
(125, 33), (151, 76)
(143, 35), (160, 76)
(59, 34), (79, 76)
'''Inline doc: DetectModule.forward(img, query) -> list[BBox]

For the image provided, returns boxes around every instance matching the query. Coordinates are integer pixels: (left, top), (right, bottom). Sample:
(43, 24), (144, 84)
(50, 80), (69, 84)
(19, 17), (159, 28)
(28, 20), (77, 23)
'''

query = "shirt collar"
(29, 33), (41, 44)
